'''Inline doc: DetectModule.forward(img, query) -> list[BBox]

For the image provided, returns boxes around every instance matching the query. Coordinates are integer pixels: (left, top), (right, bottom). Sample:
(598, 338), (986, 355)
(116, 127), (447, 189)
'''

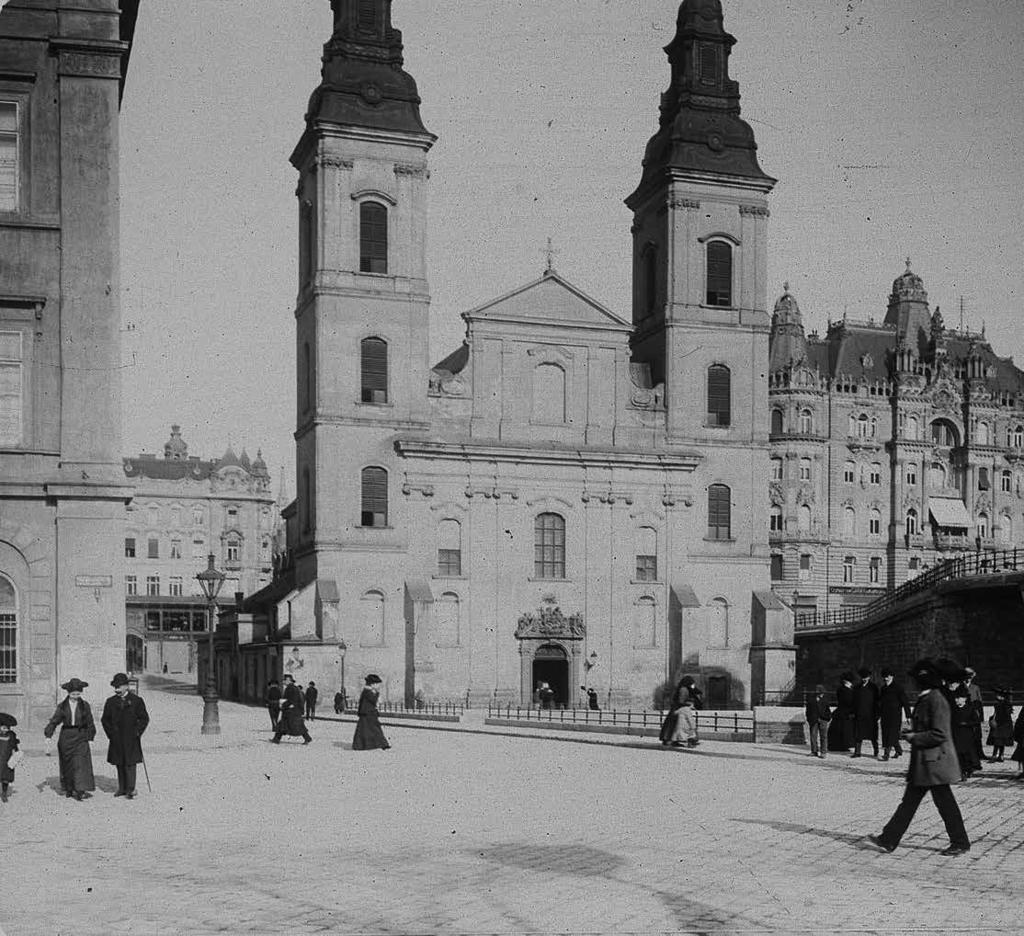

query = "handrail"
(485, 704), (754, 733)
(795, 547), (1024, 632)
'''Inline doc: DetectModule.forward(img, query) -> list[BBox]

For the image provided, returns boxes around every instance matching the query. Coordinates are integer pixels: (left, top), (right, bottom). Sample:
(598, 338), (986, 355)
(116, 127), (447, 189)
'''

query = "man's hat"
(907, 658), (943, 688)
(110, 672), (130, 688)
(857, 667), (871, 678)
(0, 712), (16, 727)
(881, 667), (894, 677)
(814, 684), (826, 694)
(61, 677), (88, 692)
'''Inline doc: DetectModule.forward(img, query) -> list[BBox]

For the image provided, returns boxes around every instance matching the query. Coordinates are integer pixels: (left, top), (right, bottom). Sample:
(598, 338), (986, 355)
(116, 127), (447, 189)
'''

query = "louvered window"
(361, 467), (388, 527)
(699, 44), (719, 87)
(707, 484), (731, 540)
(0, 103), (17, 211)
(0, 331), (23, 446)
(360, 202), (388, 274)
(361, 337), (388, 403)
(534, 513), (565, 579)
(358, 0), (377, 30)
(706, 364), (731, 426)
(706, 241), (732, 306)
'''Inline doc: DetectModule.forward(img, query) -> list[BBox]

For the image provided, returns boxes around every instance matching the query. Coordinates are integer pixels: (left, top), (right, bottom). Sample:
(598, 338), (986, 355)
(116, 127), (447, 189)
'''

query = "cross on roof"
(542, 237), (558, 274)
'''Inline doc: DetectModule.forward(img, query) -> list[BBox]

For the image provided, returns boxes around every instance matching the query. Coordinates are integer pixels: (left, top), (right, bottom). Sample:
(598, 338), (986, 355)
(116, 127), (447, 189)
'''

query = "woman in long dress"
(43, 677), (96, 800)
(352, 674), (390, 750)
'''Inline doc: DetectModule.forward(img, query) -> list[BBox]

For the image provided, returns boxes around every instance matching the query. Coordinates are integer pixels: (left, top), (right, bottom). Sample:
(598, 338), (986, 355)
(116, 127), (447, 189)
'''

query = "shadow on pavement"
(729, 817), (937, 855)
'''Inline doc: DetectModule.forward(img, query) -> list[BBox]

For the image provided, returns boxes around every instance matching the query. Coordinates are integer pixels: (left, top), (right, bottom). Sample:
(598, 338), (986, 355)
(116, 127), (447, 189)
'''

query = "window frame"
(0, 100), (20, 213)
(705, 240), (733, 307)
(360, 336), (389, 405)
(359, 201), (388, 274)
(706, 484), (732, 541)
(534, 513), (566, 580)
(360, 466), (389, 528)
(0, 574), (17, 685)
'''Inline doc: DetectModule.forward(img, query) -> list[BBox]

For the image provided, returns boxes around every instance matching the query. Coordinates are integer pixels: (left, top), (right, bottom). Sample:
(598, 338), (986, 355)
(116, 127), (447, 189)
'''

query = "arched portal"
(531, 643), (569, 708)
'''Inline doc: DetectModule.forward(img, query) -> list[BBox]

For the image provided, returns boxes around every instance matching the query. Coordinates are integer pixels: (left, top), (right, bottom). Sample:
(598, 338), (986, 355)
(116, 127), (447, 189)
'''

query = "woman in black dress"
(352, 674), (390, 751)
(43, 677), (96, 800)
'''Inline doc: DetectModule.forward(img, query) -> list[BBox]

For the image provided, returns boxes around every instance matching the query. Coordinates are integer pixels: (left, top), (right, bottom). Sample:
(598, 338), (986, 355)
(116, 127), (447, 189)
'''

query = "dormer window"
(698, 44), (719, 87)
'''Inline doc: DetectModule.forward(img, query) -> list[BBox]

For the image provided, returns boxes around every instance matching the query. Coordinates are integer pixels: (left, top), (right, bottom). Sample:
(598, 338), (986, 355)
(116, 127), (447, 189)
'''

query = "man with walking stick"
(101, 673), (150, 800)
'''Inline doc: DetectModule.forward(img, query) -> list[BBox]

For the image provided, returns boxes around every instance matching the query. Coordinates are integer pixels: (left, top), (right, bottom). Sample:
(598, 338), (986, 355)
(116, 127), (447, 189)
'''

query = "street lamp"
(196, 553), (226, 735)
(338, 639), (347, 710)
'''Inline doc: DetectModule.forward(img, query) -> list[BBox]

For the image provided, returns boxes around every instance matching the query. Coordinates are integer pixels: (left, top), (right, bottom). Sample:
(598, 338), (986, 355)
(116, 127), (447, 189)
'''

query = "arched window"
(930, 419), (959, 447)
(928, 462), (946, 488)
(533, 363), (567, 424)
(906, 464), (917, 486)
(869, 463), (882, 485)
(633, 595), (657, 648)
(707, 484), (731, 540)
(843, 462), (855, 483)
(635, 526), (657, 582)
(869, 508), (881, 536)
(856, 414), (870, 438)
(437, 519), (462, 577)
(534, 513), (565, 579)
(1015, 426), (1024, 449)
(225, 535), (241, 564)
(434, 591), (461, 647)
(361, 467), (388, 528)
(907, 415), (919, 440)
(705, 241), (732, 306)
(799, 409), (813, 434)
(359, 201), (388, 274)
(798, 504), (812, 532)
(769, 505), (783, 532)
(0, 575), (17, 684)
(707, 597), (729, 647)
(843, 506), (856, 537)
(770, 409), (784, 435)
(359, 589), (385, 647)
(770, 457), (783, 481)
(360, 337), (388, 404)
(706, 364), (731, 427)
(842, 556), (856, 583)
(799, 458), (811, 481)
(977, 513), (989, 539)
(905, 509), (918, 536)
(977, 422), (990, 445)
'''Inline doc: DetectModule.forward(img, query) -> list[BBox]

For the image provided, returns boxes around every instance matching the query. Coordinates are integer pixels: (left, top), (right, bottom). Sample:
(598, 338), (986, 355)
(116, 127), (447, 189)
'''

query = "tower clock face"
(707, 133), (724, 152)
(361, 83), (382, 105)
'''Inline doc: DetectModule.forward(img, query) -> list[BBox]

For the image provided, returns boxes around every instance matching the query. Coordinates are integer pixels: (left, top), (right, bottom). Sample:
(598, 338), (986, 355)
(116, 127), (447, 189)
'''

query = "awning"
(929, 498), (972, 530)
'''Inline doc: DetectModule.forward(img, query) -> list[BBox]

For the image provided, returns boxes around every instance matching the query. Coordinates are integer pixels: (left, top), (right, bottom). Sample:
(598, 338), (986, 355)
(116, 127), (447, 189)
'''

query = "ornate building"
(769, 263), (1024, 623)
(122, 426), (276, 675)
(0, 0), (138, 727)
(227, 0), (794, 710)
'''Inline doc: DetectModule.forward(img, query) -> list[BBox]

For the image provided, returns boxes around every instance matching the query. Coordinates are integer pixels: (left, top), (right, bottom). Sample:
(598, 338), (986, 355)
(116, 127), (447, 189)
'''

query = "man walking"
(271, 674), (312, 744)
(868, 658), (970, 857)
(878, 668), (912, 760)
(963, 667), (985, 768)
(265, 678), (282, 732)
(851, 667), (880, 758)
(101, 673), (149, 800)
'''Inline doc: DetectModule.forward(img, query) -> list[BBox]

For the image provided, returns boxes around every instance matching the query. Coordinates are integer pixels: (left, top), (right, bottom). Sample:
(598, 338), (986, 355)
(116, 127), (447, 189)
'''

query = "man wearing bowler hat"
(868, 658), (971, 856)
(101, 673), (150, 799)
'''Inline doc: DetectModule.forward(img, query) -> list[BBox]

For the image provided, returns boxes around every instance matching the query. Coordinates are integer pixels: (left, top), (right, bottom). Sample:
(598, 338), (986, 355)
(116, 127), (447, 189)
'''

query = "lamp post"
(338, 639), (347, 710)
(196, 553), (226, 735)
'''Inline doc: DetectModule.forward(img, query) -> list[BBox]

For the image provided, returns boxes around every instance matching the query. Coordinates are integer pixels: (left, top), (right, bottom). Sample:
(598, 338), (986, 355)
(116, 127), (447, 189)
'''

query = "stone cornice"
(394, 439), (702, 472)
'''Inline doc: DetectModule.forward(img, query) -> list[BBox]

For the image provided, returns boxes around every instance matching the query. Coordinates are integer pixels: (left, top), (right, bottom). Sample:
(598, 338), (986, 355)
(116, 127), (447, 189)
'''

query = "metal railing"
(795, 547), (1024, 632)
(367, 700), (466, 716)
(485, 704), (754, 734)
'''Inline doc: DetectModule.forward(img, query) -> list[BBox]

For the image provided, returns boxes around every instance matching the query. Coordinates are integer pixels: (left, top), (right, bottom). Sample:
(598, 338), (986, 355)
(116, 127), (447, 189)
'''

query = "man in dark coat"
(828, 673), (855, 752)
(305, 681), (319, 720)
(851, 667), (880, 758)
(265, 679), (282, 731)
(963, 667), (985, 768)
(271, 674), (312, 744)
(878, 667), (912, 760)
(868, 658), (971, 856)
(805, 685), (831, 759)
(100, 673), (149, 799)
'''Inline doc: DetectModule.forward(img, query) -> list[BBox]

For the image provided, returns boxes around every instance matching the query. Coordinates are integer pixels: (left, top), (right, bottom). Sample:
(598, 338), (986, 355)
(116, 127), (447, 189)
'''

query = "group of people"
(0, 672), (149, 805)
(807, 664), (1024, 780)
(658, 675), (704, 748)
(264, 672), (391, 751)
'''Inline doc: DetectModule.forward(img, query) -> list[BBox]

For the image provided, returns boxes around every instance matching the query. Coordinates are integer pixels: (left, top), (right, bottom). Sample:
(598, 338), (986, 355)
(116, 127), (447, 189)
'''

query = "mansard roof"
(461, 269), (631, 333)
(825, 322), (896, 383)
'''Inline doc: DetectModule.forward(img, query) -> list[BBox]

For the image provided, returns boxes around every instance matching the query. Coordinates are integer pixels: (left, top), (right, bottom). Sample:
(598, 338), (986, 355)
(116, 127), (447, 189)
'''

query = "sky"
(116, 1), (1024, 497)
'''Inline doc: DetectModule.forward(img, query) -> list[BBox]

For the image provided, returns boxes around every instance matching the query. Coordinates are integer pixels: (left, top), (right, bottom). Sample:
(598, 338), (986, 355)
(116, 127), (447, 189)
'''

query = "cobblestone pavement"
(3, 679), (1021, 935)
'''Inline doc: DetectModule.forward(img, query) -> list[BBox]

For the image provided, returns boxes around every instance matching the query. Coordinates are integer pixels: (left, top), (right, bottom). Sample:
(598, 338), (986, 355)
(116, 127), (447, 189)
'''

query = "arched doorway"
(532, 643), (569, 707)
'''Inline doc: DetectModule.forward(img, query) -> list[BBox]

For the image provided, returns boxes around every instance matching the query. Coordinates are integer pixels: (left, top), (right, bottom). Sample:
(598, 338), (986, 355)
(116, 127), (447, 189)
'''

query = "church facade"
(769, 266), (1024, 625)
(234, 0), (794, 711)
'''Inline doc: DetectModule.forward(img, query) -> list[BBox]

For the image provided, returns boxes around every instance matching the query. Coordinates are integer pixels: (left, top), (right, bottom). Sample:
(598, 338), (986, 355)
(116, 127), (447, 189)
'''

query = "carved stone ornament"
(317, 155), (354, 171)
(668, 197), (701, 210)
(515, 605), (585, 641)
(739, 204), (770, 217)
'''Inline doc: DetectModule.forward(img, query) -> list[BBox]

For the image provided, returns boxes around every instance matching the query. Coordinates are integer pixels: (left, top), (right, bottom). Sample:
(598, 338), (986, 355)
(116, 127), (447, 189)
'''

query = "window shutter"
(361, 338), (388, 403)
(360, 202), (388, 274)
(706, 365), (730, 426)
(361, 467), (388, 527)
(706, 242), (732, 306)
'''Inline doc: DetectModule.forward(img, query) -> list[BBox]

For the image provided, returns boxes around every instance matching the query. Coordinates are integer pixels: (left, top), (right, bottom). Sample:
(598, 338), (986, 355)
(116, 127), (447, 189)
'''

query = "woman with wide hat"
(43, 678), (96, 800)
(101, 672), (150, 799)
(352, 674), (390, 751)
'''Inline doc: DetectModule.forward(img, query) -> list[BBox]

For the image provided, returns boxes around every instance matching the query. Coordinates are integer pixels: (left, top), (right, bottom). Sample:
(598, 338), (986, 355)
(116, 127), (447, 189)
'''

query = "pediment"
(463, 271), (631, 333)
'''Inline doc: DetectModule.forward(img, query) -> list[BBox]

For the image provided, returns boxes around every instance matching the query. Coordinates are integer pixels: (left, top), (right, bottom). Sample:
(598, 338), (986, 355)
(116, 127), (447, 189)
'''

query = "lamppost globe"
(196, 554), (226, 735)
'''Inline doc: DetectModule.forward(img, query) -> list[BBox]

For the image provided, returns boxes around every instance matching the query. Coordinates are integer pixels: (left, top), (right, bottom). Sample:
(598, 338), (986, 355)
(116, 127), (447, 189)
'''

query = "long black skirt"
(352, 712), (390, 750)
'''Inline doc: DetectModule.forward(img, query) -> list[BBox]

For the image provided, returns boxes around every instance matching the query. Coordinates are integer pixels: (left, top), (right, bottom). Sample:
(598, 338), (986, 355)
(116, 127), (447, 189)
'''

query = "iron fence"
(485, 703), (754, 734)
(371, 700), (466, 716)
(795, 547), (1024, 632)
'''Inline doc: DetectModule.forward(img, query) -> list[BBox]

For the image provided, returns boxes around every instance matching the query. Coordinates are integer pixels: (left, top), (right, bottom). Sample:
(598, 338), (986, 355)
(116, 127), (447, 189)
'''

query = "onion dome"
(769, 282), (808, 370)
(884, 258), (931, 345)
(251, 448), (269, 478)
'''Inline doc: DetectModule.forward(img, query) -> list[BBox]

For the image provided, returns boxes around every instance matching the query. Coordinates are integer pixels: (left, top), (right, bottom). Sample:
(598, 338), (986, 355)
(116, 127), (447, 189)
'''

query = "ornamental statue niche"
(514, 603), (585, 640)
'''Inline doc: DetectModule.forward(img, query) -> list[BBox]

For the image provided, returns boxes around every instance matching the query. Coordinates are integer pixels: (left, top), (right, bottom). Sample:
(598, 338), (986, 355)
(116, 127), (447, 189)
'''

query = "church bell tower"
(626, 0), (775, 445)
(290, 0), (436, 580)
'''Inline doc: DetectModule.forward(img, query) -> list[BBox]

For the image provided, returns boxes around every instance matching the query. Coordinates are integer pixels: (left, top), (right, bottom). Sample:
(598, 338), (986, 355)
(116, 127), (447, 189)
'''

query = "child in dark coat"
(0, 713), (20, 802)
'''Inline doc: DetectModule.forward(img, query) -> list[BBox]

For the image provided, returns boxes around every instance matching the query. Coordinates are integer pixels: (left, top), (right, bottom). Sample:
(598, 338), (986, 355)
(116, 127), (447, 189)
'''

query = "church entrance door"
(532, 644), (569, 707)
